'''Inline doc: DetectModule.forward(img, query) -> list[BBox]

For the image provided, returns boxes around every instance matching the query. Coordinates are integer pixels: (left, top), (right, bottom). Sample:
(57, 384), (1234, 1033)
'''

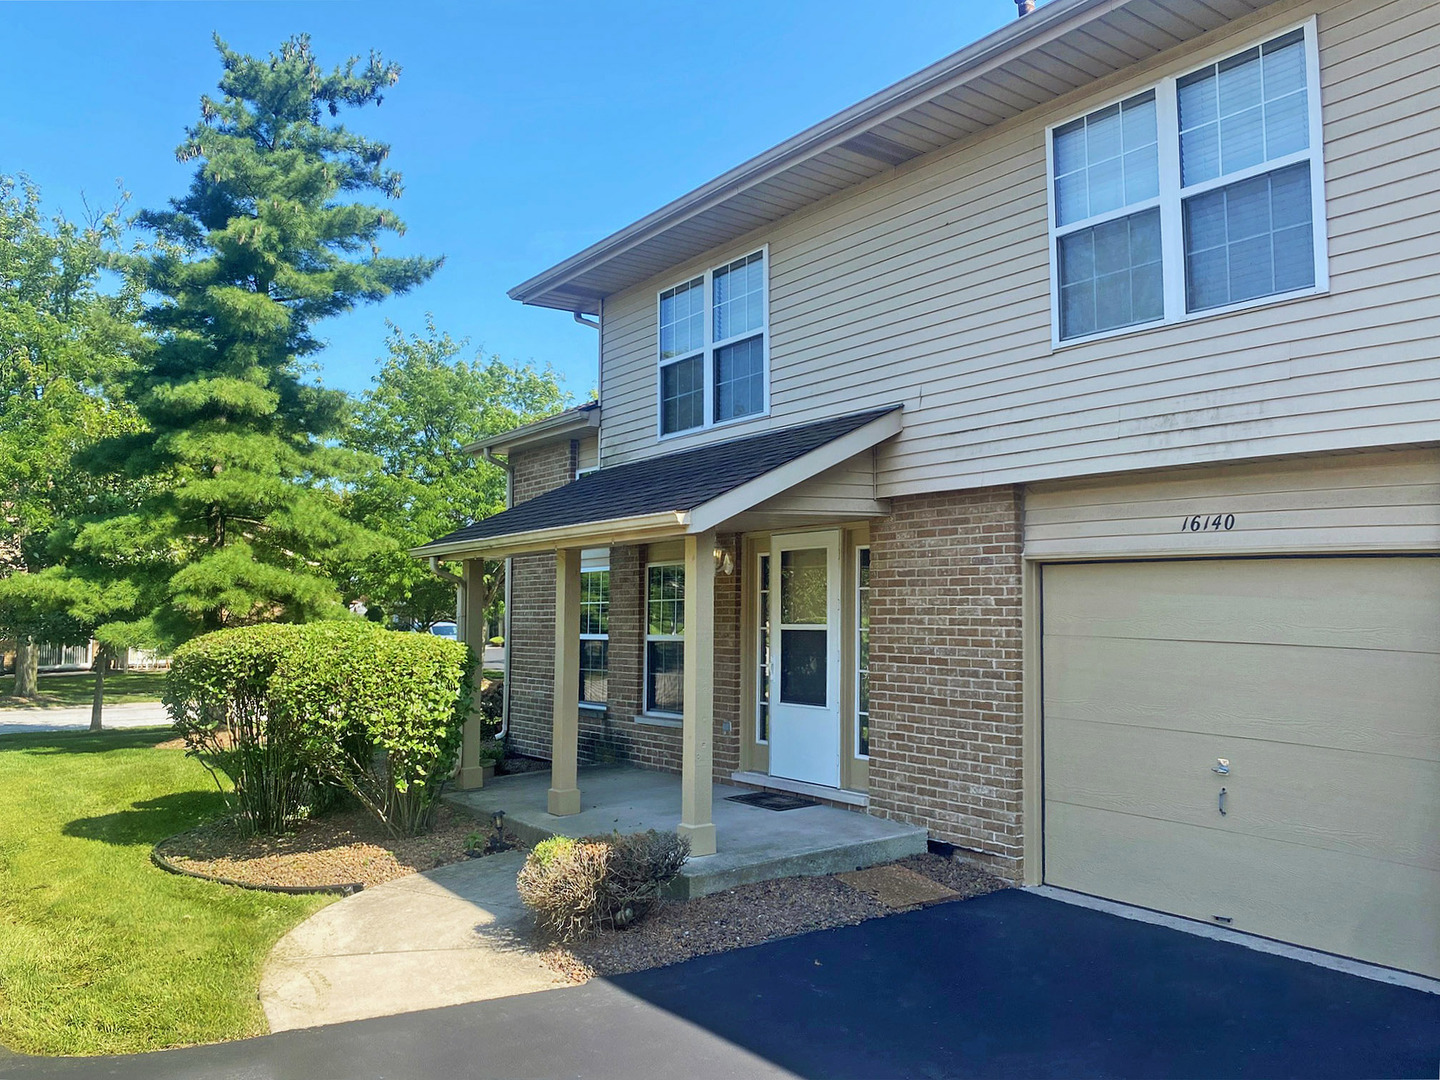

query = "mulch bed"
(155, 805), (496, 891)
(541, 852), (1007, 982)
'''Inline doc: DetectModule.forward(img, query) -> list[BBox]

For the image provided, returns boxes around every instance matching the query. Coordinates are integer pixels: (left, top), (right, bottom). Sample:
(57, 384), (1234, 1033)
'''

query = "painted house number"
(1180, 513), (1236, 532)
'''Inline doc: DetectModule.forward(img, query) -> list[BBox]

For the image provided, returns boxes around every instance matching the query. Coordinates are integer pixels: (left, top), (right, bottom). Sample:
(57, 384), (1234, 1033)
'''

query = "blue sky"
(0, 1), (1013, 399)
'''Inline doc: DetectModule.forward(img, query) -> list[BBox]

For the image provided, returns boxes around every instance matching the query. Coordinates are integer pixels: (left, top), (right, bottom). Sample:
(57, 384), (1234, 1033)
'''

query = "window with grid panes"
(645, 563), (685, 715)
(579, 568), (609, 706)
(1049, 24), (1324, 344)
(657, 250), (768, 436)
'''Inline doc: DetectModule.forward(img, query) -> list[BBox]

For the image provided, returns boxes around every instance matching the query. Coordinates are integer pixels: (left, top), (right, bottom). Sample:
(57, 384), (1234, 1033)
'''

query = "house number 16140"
(1180, 514), (1236, 532)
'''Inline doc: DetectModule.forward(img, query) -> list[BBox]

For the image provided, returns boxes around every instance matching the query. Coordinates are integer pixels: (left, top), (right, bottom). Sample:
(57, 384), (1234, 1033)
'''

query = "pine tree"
(74, 35), (439, 646)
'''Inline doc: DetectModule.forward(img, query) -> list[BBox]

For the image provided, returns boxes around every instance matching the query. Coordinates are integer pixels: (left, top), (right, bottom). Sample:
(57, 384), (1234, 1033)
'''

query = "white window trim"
(643, 560), (684, 718)
(579, 565), (609, 709)
(1045, 16), (1328, 351)
(854, 545), (870, 762)
(655, 244), (771, 441)
(755, 548), (770, 745)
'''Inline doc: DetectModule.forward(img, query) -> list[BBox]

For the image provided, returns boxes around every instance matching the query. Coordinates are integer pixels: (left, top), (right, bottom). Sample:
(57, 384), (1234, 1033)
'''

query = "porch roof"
(413, 406), (902, 559)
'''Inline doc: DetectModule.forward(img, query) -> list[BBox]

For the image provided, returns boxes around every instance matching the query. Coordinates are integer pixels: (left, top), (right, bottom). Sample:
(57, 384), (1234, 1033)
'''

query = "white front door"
(767, 531), (842, 787)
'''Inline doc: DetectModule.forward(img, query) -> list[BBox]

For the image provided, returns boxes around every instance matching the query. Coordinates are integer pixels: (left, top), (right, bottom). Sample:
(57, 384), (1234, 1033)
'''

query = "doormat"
(837, 865), (960, 911)
(725, 791), (819, 811)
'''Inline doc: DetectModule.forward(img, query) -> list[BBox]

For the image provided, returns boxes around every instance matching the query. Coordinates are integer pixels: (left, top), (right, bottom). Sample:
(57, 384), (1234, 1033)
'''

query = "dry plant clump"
(517, 830), (690, 942)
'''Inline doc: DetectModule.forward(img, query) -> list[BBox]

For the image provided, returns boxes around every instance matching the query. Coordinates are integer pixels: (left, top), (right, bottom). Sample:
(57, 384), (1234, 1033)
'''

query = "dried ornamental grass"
(517, 831), (690, 942)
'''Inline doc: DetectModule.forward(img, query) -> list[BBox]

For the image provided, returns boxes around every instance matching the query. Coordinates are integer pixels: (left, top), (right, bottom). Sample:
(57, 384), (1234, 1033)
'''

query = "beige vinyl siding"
(576, 436), (599, 473)
(597, 0), (1440, 496)
(1023, 448), (1440, 560)
(749, 453), (880, 518)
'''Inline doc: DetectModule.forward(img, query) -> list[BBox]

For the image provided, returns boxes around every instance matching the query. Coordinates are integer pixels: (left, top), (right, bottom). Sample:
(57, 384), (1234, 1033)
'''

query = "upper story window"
(657, 248), (769, 437)
(1048, 22), (1325, 345)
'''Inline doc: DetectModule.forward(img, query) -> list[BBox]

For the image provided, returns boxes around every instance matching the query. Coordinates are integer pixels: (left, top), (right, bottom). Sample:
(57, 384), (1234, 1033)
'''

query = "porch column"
(455, 558), (489, 790)
(678, 530), (717, 856)
(548, 546), (582, 815)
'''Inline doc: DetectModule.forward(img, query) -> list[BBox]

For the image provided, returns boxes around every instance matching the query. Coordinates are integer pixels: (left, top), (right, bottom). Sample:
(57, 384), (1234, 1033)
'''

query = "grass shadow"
(62, 790), (230, 848)
(0, 727), (176, 756)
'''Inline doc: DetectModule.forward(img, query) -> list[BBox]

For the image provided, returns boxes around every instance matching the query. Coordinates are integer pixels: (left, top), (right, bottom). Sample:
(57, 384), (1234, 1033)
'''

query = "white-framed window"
(755, 550), (771, 744)
(579, 566), (609, 707)
(657, 247), (769, 438)
(644, 562), (685, 715)
(855, 546), (870, 759)
(1047, 19), (1326, 346)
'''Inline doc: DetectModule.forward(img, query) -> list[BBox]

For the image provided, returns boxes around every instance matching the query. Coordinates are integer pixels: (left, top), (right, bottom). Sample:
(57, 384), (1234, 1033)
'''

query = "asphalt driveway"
(3, 889), (1436, 1079)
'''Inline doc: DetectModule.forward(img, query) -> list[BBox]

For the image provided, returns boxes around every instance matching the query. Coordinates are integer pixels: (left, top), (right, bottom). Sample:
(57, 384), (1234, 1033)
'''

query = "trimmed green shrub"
(165, 622), (474, 837)
(273, 623), (474, 837)
(516, 830), (690, 942)
(165, 624), (321, 834)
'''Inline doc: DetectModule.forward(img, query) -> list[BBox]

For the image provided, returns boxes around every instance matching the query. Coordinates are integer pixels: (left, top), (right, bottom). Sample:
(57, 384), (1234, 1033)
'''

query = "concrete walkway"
(0, 700), (168, 735)
(259, 850), (567, 1032)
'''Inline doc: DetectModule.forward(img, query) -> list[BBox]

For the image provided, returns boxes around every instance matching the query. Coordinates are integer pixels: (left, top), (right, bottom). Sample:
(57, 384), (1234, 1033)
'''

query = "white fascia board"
(686, 408), (903, 534)
(460, 406), (601, 458)
(409, 510), (688, 562)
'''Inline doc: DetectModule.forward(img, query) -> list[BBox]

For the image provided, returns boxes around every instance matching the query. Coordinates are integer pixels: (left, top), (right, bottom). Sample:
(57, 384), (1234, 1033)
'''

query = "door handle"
(1218, 787), (1227, 816)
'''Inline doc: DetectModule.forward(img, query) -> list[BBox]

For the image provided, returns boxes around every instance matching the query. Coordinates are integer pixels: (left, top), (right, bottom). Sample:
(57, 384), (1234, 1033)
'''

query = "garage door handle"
(1218, 788), (1227, 816)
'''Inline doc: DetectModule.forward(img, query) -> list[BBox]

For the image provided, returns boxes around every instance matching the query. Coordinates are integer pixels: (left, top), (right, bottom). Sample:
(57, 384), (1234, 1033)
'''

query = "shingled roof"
(415, 407), (901, 556)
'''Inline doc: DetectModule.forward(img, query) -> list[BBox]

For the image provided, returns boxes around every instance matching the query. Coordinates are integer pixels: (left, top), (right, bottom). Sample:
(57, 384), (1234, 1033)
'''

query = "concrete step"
(444, 765), (929, 899)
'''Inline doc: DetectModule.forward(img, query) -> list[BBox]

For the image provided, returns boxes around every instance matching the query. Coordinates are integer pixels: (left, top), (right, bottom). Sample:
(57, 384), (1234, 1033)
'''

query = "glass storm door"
(767, 531), (842, 787)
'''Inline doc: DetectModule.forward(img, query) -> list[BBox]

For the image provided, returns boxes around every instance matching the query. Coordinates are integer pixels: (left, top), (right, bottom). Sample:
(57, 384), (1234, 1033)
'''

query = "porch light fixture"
(714, 546), (735, 575)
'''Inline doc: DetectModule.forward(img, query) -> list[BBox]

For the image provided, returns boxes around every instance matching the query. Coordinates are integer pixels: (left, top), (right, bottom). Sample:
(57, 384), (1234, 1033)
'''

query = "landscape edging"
(151, 831), (364, 897)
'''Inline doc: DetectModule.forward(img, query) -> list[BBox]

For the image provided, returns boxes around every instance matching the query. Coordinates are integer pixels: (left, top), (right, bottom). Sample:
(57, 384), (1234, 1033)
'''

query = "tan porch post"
(455, 558), (489, 790)
(548, 546), (582, 815)
(678, 530), (717, 856)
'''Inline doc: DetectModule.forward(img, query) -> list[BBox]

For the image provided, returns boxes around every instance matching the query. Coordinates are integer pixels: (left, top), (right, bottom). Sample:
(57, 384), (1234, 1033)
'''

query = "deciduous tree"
(0, 176), (144, 703)
(343, 320), (568, 630)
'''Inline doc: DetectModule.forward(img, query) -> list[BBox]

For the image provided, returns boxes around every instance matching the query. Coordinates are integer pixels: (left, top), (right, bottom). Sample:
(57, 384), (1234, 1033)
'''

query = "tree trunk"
(90, 648), (109, 732)
(13, 637), (39, 698)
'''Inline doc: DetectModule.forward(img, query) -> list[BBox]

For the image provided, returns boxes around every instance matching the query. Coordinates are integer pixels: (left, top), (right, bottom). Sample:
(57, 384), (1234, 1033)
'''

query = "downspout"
(425, 552), (482, 751)
(480, 446), (514, 740)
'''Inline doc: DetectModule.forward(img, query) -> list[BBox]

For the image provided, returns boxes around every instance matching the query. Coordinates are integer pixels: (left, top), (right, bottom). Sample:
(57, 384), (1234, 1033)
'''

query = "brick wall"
(506, 497), (742, 781)
(504, 441), (573, 758)
(867, 486), (1025, 881)
(712, 534), (742, 783)
(573, 534), (742, 779)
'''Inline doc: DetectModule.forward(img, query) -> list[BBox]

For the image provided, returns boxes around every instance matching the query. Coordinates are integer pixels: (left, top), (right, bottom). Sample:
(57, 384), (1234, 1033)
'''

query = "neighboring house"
(417, 0), (1440, 980)
(2, 641), (168, 675)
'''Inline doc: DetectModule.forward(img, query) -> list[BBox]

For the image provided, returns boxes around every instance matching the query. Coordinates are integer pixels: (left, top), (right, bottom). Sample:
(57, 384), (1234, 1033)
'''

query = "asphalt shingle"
(420, 407), (899, 550)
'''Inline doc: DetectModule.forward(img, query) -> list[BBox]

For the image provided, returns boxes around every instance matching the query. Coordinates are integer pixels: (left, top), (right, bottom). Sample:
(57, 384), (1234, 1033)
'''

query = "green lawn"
(0, 671), (168, 709)
(0, 728), (330, 1056)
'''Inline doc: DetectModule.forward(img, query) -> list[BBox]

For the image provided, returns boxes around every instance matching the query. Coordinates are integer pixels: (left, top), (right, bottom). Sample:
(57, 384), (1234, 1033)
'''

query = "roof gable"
(417, 407), (901, 556)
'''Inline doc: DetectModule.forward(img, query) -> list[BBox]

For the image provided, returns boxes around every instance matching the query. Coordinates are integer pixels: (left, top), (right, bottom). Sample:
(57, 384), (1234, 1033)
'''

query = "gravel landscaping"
(155, 805), (504, 890)
(541, 852), (1006, 982)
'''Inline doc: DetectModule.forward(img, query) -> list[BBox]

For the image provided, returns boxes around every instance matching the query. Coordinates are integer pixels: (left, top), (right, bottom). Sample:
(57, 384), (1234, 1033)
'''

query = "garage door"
(1042, 557), (1440, 978)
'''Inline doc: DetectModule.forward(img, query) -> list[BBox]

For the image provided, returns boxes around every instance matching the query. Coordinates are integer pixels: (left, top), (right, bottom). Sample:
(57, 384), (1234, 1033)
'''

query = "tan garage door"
(1042, 557), (1440, 978)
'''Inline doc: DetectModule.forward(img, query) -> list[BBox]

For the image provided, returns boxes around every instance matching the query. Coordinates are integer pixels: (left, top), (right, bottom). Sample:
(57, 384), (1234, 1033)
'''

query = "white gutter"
(461, 405), (600, 459)
(478, 448), (514, 742)
(410, 509), (691, 563)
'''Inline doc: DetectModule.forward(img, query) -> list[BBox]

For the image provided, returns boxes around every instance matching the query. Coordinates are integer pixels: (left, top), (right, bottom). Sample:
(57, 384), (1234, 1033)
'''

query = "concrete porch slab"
(444, 765), (928, 899)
